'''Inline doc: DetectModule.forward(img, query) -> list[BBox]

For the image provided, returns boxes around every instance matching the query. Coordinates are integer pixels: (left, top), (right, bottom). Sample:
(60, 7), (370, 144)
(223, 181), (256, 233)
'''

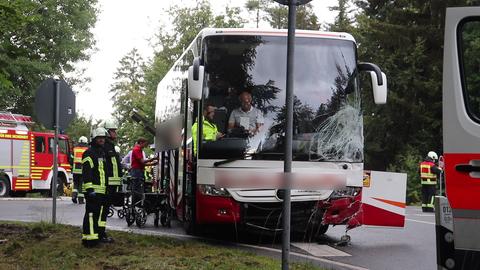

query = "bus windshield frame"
(197, 34), (363, 163)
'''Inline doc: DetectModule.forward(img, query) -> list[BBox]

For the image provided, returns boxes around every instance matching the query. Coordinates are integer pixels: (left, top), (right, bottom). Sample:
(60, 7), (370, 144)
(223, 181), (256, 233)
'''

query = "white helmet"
(427, 151), (438, 160)
(102, 119), (118, 130)
(114, 146), (120, 153)
(91, 127), (108, 139)
(78, 136), (88, 144)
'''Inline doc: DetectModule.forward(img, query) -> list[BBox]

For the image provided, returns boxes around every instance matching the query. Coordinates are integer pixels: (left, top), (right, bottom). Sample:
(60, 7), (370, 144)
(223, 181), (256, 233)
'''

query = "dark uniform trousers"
(421, 185), (436, 212)
(104, 140), (122, 221)
(73, 174), (84, 200)
(82, 193), (108, 245)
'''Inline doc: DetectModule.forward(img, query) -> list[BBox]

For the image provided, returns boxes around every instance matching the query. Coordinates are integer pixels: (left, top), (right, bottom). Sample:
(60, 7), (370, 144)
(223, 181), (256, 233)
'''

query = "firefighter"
(72, 136), (89, 204)
(419, 151), (442, 212)
(81, 128), (110, 247)
(101, 119), (122, 191)
(101, 119), (122, 242)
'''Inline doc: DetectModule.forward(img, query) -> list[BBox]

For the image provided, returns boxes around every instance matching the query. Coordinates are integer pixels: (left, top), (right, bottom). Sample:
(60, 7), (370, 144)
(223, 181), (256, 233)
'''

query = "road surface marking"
(238, 243), (368, 270)
(292, 242), (351, 257)
(405, 218), (435, 225)
(0, 197), (72, 201)
(407, 214), (434, 217)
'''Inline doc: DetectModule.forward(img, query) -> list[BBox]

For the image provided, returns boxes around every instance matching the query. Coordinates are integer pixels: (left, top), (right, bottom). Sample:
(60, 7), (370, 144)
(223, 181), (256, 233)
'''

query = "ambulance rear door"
(443, 6), (480, 251)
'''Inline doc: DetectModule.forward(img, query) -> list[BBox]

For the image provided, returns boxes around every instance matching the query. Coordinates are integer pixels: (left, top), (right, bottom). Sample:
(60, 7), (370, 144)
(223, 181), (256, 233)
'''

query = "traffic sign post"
(272, 0), (313, 269)
(35, 78), (75, 224)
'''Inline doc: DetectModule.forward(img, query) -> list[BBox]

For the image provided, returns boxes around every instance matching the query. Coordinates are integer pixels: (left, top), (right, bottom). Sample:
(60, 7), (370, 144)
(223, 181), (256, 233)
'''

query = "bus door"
(443, 7), (480, 253)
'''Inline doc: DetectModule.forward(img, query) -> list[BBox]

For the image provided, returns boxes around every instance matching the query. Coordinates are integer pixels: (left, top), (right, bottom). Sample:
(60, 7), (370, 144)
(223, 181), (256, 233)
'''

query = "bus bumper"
(196, 190), (241, 224)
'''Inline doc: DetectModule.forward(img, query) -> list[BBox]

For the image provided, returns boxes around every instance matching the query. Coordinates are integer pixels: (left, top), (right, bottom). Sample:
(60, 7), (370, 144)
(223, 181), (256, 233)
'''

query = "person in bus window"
(192, 103), (224, 154)
(228, 91), (264, 136)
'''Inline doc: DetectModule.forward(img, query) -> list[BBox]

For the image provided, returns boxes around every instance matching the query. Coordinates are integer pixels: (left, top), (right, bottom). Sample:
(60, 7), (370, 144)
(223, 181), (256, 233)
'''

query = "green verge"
(0, 222), (322, 270)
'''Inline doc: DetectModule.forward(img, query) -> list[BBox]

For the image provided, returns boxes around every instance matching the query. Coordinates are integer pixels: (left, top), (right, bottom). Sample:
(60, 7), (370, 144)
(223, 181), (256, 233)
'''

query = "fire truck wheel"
(56, 175), (66, 196)
(0, 175), (10, 197)
(49, 175), (66, 197)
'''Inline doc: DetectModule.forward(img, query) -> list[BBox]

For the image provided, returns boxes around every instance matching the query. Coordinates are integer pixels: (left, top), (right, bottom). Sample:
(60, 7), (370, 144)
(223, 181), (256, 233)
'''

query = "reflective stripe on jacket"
(82, 146), (107, 194)
(105, 139), (123, 186)
(72, 146), (88, 174)
(420, 161), (437, 185)
(192, 118), (218, 154)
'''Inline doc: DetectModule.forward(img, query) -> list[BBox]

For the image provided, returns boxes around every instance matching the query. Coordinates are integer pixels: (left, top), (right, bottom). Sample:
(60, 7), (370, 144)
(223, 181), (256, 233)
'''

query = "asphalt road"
(0, 198), (436, 270)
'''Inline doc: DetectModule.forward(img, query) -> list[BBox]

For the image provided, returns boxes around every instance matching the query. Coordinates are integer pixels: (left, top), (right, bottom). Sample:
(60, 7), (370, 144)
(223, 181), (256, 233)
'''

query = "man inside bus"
(192, 103), (224, 154)
(227, 90), (264, 136)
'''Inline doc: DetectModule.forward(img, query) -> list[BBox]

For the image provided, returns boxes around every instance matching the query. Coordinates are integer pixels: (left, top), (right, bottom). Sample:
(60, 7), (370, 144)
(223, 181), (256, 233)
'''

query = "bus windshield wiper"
(213, 153), (255, 167)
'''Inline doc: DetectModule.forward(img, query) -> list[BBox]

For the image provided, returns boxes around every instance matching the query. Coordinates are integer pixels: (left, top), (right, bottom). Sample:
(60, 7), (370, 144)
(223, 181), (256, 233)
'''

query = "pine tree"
(110, 48), (151, 148)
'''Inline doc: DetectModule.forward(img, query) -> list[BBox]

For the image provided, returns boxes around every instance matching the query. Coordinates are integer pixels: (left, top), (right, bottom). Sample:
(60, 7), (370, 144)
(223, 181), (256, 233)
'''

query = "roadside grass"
(25, 192), (43, 198)
(0, 222), (322, 270)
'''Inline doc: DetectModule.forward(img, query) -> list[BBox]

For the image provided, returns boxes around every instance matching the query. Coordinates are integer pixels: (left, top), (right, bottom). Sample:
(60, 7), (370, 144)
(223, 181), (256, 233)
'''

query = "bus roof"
(200, 28), (356, 42)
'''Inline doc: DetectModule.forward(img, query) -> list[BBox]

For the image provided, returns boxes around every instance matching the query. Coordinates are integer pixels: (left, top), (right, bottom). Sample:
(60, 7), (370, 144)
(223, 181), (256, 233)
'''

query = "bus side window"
(35, 136), (45, 153)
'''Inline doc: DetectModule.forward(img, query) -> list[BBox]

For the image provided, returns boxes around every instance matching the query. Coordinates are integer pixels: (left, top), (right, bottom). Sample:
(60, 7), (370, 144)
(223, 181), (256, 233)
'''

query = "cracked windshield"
(200, 35), (362, 162)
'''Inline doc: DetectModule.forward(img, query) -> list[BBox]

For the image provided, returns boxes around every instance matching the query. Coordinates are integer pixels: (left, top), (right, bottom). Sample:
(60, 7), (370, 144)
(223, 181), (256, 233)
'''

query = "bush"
(387, 146), (422, 204)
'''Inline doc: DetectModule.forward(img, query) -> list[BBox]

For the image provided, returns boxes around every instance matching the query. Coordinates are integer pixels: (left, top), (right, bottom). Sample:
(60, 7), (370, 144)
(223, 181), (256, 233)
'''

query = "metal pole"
(282, 2), (296, 269)
(439, 171), (444, 196)
(52, 80), (60, 224)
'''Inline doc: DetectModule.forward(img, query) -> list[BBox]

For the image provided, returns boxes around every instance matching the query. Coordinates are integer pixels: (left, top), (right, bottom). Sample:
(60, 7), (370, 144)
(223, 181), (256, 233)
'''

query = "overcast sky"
(75, 0), (339, 121)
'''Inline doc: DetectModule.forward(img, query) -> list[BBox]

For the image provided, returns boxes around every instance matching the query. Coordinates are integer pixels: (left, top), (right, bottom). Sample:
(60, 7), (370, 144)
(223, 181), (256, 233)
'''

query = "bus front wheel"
(184, 203), (202, 235)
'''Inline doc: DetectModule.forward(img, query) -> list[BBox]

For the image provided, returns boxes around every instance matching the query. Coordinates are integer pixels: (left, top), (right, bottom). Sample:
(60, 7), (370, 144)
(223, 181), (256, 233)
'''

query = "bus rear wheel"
(0, 175), (10, 197)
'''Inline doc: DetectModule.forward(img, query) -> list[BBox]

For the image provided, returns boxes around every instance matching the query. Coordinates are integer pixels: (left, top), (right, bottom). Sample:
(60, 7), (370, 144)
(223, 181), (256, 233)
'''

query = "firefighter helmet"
(102, 119), (118, 130)
(78, 136), (88, 144)
(91, 127), (108, 139)
(427, 151), (438, 160)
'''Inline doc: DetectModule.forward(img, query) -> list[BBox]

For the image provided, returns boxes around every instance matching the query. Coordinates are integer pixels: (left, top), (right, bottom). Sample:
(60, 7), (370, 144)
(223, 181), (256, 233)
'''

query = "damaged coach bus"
(154, 28), (407, 238)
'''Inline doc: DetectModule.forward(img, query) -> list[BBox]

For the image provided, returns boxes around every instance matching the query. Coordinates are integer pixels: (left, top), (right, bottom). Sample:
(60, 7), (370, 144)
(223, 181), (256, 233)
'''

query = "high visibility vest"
(72, 146), (88, 174)
(82, 154), (107, 194)
(108, 155), (122, 186)
(420, 161), (437, 185)
(192, 118), (218, 154)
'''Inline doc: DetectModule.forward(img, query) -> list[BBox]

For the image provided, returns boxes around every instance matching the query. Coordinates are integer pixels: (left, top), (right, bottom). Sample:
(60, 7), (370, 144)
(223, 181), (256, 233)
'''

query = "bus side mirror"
(359, 62), (388, 104)
(188, 57), (204, 101)
(370, 71), (387, 104)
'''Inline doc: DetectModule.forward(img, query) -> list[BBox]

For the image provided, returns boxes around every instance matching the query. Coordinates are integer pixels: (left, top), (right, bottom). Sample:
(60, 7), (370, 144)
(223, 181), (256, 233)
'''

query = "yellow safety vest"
(420, 161), (437, 185)
(192, 118), (218, 154)
(72, 146), (88, 174)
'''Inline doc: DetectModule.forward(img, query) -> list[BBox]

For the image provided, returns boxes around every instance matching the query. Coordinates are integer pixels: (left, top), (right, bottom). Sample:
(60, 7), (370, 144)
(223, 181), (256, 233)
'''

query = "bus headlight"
(198, 184), (231, 197)
(330, 187), (361, 199)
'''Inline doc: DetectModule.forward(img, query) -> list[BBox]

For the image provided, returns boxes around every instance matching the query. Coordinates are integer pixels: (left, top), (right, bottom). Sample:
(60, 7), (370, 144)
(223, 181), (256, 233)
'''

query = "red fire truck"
(0, 112), (72, 197)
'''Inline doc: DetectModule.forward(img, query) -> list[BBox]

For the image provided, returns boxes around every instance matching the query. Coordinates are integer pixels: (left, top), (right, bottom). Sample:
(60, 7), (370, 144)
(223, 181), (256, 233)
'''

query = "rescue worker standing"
(102, 120), (122, 190)
(81, 128), (110, 247)
(101, 120), (122, 243)
(419, 151), (442, 212)
(72, 136), (89, 204)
